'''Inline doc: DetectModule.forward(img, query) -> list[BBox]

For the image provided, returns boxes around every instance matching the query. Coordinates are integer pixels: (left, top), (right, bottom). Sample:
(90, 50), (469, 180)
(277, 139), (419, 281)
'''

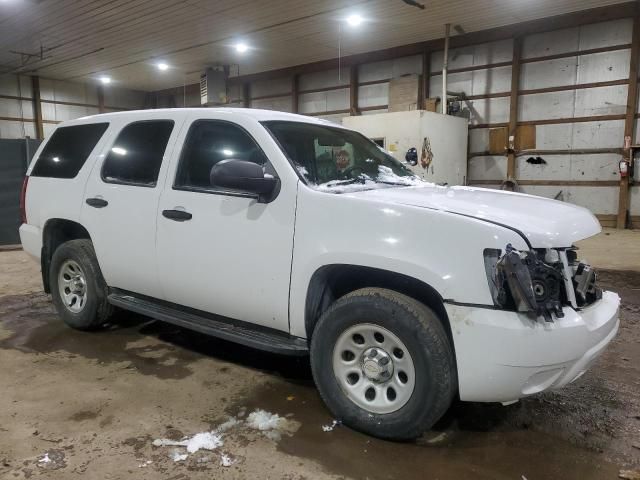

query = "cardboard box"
(388, 74), (420, 112)
(424, 97), (438, 112)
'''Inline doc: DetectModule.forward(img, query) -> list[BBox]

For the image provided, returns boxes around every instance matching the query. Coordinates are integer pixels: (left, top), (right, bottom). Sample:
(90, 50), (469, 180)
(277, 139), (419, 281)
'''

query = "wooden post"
(506, 37), (522, 180)
(31, 75), (44, 140)
(291, 74), (299, 113)
(617, 11), (640, 229)
(242, 83), (250, 108)
(349, 64), (359, 116)
(97, 85), (105, 113)
(421, 50), (430, 109)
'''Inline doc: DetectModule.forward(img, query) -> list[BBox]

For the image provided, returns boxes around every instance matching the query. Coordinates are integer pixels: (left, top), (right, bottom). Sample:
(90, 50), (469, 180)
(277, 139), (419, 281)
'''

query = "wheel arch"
(304, 264), (454, 354)
(41, 218), (92, 293)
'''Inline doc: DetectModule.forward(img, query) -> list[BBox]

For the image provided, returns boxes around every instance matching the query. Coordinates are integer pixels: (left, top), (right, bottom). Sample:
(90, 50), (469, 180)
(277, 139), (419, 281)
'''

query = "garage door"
(0, 139), (41, 246)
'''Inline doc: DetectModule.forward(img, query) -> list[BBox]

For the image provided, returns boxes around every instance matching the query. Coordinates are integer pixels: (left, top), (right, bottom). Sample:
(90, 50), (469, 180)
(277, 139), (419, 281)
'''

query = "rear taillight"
(19, 176), (29, 224)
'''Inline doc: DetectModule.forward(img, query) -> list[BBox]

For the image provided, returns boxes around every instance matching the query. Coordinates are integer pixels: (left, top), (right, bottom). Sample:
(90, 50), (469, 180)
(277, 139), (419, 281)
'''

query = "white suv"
(19, 108), (620, 440)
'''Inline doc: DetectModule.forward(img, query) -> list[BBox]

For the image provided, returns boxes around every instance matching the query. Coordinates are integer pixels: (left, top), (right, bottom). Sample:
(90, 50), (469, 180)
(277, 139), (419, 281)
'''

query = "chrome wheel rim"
(58, 260), (87, 313)
(332, 323), (416, 414)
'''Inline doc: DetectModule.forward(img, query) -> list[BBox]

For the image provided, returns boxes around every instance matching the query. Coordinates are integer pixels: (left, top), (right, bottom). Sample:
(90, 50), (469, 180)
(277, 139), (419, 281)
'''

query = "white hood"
(351, 185), (601, 248)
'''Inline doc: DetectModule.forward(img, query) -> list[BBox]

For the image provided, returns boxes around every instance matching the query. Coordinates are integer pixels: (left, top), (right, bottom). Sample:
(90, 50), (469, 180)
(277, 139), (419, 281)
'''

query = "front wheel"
(49, 239), (114, 330)
(310, 288), (456, 440)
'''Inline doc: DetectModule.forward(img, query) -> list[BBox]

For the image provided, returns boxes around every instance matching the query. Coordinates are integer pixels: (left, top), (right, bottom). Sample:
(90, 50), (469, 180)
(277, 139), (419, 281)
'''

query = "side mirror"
(210, 159), (279, 203)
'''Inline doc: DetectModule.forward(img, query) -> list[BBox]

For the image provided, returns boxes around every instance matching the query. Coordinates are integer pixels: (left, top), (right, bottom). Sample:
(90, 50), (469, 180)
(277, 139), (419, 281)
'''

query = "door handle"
(162, 209), (192, 222)
(86, 197), (108, 208)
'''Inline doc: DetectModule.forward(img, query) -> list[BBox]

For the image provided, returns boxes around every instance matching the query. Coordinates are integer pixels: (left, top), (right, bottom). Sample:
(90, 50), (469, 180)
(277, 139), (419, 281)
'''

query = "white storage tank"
(342, 110), (468, 186)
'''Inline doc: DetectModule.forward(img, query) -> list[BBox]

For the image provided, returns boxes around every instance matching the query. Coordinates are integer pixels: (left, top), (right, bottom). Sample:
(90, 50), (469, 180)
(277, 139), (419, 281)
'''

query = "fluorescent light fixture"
(99, 76), (111, 84)
(234, 42), (248, 53)
(346, 14), (363, 27)
(157, 62), (169, 71)
(111, 147), (127, 155)
(222, 149), (234, 156)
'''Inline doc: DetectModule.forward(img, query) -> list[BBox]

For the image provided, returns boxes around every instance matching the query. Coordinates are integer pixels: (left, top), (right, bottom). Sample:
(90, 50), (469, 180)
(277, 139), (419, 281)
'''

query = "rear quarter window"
(31, 123), (109, 179)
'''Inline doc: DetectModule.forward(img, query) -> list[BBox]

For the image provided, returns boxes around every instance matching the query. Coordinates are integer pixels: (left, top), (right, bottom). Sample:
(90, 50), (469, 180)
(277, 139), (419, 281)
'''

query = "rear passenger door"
(81, 113), (186, 298)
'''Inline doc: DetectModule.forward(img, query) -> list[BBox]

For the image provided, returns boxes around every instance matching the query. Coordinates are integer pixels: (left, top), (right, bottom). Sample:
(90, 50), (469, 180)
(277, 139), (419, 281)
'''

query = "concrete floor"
(0, 230), (639, 479)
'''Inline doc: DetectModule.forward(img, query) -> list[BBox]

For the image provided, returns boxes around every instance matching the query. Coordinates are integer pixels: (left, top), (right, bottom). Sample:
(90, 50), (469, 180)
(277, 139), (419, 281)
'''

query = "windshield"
(262, 120), (423, 192)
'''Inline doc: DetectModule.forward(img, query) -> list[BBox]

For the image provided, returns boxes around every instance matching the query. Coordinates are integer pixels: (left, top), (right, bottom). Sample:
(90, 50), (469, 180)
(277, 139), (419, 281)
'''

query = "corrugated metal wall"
(0, 75), (147, 140)
(465, 18), (634, 223)
(237, 16), (639, 226)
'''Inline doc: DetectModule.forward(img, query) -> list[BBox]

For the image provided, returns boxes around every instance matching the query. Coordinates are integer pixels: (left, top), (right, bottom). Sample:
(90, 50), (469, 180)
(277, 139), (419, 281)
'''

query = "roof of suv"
(67, 107), (342, 127)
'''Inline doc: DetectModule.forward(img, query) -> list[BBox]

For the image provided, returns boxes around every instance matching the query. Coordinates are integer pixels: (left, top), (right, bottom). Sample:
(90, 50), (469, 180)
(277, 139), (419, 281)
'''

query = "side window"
(31, 123), (109, 179)
(175, 120), (268, 190)
(101, 120), (174, 187)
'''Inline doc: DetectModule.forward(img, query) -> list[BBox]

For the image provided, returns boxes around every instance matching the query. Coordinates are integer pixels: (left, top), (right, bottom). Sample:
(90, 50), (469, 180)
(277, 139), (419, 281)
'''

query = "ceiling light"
(222, 149), (234, 156)
(157, 62), (169, 71)
(111, 147), (127, 155)
(234, 42), (248, 53)
(99, 76), (111, 84)
(346, 14), (363, 27)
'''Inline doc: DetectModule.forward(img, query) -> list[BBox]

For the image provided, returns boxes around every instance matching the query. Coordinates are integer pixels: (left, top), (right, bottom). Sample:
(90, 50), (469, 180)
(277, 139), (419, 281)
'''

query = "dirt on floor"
(0, 250), (638, 480)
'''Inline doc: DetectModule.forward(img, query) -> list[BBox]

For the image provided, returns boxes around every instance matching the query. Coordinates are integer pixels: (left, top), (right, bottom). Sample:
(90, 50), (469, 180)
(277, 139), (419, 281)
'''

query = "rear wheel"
(310, 288), (456, 440)
(49, 239), (114, 330)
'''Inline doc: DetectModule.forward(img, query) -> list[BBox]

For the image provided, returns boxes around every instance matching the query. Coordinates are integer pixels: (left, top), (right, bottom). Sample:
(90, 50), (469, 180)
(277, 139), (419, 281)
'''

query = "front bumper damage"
(445, 290), (619, 403)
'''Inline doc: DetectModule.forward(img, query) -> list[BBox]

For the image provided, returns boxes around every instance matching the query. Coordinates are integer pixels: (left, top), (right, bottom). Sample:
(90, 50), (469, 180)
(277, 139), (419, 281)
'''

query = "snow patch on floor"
(322, 420), (339, 432)
(170, 450), (188, 462)
(152, 409), (300, 466)
(152, 432), (223, 454)
(246, 409), (283, 431)
(215, 417), (241, 434)
(220, 453), (234, 467)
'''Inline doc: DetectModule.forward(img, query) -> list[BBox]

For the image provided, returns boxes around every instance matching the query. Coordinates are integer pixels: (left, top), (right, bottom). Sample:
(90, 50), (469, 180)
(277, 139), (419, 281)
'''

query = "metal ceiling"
(0, 0), (629, 91)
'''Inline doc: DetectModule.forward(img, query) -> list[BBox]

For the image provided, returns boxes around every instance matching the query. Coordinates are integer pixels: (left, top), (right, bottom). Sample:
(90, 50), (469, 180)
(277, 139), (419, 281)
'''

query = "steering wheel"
(341, 166), (364, 179)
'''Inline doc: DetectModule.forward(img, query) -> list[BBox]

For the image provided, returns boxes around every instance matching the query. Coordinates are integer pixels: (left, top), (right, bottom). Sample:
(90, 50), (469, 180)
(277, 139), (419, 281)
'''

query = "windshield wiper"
(323, 176), (367, 188)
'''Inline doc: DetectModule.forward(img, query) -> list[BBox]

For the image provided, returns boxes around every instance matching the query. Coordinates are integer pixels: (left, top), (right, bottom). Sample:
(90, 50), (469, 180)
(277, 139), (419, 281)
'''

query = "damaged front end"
(484, 244), (602, 321)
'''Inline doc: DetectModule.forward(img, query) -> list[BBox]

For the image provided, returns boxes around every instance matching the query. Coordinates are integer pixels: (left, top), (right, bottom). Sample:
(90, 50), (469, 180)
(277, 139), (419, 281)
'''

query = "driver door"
(155, 114), (297, 332)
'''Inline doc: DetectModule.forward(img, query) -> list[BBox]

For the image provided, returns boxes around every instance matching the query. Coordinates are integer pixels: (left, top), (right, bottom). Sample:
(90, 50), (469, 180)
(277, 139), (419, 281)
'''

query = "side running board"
(107, 291), (309, 356)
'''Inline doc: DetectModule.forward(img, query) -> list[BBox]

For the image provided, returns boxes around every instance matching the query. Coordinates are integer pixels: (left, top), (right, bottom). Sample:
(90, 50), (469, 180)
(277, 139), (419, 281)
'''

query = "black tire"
(310, 288), (456, 440)
(49, 239), (114, 330)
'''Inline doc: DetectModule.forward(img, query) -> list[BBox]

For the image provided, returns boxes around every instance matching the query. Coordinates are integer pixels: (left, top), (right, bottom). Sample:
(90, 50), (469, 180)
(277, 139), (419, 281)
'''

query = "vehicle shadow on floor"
(111, 309), (521, 435)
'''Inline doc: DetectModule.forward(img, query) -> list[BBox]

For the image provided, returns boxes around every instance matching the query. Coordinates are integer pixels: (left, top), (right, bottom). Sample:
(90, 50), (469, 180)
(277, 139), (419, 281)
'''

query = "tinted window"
(102, 120), (174, 186)
(31, 123), (108, 179)
(175, 120), (268, 190)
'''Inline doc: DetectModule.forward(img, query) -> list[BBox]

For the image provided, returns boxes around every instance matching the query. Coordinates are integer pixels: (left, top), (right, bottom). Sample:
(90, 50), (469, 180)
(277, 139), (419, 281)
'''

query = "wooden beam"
(350, 65), (359, 116)
(518, 114), (626, 126)
(97, 85), (105, 113)
(291, 74), (299, 113)
(618, 9), (640, 229)
(250, 92), (291, 101)
(242, 83), (250, 108)
(470, 179), (619, 187)
(431, 60), (513, 77)
(520, 79), (629, 96)
(298, 84), (349, 95)
(31, 76), (44, 140)
(520, 44), (632, 64)
(506, 37), (521, 180)
(469, 147), (624, 157)
(421, 50), (430, 107)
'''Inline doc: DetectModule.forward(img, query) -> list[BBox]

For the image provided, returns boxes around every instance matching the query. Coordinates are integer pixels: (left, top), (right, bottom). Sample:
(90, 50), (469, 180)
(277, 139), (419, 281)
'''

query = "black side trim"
(107, 289), (309, 356)
(443, 299), (501, 310)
